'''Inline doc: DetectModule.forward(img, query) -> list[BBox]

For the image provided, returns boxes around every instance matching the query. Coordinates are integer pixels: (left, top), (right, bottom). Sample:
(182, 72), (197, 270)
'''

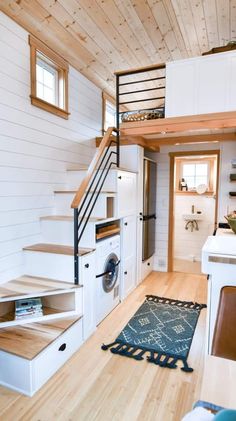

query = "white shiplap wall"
(174, 194), (215, 261)
(0, 12), (102, 282)
(152, 141), (236, 272)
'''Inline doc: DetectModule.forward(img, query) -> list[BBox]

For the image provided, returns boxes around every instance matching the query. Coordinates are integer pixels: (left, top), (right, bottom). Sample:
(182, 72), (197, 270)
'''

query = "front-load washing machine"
(95, 235), (121, 325)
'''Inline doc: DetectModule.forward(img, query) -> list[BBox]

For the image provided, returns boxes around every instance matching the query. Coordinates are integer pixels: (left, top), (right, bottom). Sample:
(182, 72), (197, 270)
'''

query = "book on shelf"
(15, 297), (43, 320)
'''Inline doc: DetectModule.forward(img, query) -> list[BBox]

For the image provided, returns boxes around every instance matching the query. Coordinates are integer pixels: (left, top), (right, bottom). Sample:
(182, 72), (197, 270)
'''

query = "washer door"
(102, 253), (119, 293)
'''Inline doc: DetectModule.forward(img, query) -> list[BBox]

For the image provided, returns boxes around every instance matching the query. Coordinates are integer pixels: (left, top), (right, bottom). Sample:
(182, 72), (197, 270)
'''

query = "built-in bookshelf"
(0, 276), (82, 328)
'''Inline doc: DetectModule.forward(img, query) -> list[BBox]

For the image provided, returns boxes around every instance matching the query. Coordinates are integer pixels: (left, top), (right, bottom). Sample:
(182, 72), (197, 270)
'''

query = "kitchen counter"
(202, 232), (236, 354)
(200, 355), (236, 409)
(202, 234), (236, 257)
(215, 228), (235, 236)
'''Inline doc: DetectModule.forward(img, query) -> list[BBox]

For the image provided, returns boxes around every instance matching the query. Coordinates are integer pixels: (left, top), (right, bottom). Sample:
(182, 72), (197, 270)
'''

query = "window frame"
(102, 91), (116, 135)
(29, 35), (69, 119)
(175, 157), (215, 194)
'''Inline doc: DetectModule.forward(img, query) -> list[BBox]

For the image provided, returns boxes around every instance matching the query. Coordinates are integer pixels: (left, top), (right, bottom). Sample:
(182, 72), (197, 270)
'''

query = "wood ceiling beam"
(120, 111), (236, 136)
(144, 132), (236, 147)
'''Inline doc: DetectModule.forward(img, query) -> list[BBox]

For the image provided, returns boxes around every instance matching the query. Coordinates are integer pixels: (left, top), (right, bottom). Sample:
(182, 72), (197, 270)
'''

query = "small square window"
(182, 162), (209, 191)
(29, 36), (69, 119)
(102, 92), (116, 134)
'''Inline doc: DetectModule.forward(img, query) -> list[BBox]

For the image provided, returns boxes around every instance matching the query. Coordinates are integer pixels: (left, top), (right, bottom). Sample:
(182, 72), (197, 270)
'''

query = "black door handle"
(118, 176), (122, 179)
(124, 271), (127, 275)
(84, 263), (89, 268)
(59, 343), (66, 351)
(124, 222), (128, 226)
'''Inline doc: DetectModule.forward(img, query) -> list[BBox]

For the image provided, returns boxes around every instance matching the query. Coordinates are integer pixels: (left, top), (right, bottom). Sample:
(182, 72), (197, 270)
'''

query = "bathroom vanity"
(202, 229), (236, 354)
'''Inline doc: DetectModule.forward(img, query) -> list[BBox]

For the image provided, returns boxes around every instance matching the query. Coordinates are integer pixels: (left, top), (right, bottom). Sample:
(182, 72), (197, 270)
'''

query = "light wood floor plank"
(0, 271), (207, 421)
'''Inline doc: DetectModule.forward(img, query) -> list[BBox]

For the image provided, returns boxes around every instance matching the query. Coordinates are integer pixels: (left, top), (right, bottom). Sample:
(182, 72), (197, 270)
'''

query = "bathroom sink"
(182, 213), (203, 221)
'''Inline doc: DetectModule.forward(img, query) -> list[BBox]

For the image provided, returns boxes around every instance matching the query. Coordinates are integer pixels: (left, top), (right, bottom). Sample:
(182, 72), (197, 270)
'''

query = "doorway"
(168, 150), (220, 274)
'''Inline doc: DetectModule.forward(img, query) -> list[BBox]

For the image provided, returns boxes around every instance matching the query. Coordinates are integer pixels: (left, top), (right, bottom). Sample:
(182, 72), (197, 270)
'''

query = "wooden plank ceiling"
(1, 0), (236, 100)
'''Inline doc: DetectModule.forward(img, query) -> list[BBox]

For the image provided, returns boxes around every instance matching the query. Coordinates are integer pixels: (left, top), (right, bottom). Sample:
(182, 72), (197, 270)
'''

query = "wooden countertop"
(200, 355), (236, 409)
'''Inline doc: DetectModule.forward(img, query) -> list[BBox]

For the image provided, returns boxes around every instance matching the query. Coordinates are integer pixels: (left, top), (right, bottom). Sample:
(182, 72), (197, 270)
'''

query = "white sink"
(182, 213), (203, 221)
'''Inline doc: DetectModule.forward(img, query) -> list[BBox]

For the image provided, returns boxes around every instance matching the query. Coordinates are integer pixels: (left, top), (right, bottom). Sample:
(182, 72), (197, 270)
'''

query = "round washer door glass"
(102, 253), (119, 293)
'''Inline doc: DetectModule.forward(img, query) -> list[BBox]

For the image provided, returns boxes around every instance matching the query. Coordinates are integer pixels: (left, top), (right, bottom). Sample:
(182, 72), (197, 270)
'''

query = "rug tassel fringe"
(101, 342), (193, 371)
(146, 295), (207, 310)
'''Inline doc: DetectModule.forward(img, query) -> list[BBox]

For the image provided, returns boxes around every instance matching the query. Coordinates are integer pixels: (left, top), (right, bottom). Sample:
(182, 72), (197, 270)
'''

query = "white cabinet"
(32, 318), (83, 394)
(80, 252), (96, 340)
(117, 171), (137, 217)
(120, 216), (136, 299)
(0, 317), (83, 396)
(165, 50), (236, 117)
(202, 233), (236, 354)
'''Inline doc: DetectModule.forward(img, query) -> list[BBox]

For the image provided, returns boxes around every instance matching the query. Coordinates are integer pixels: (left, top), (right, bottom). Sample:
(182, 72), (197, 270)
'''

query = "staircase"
(0, 127), (119, 396)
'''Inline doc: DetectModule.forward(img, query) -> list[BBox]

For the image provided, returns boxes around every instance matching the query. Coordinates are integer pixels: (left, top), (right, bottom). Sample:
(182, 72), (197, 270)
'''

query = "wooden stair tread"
(0, 275), (81, 301)
(66, 166), (136, 173)
(54, 190), (116, 194)
(23, 243), (94, 256)
(40, 215), (104, 222)
(0, 315), (82, 360)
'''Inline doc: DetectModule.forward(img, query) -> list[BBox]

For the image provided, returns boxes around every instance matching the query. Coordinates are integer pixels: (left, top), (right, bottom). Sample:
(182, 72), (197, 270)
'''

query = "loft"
(114, 53), (236, 150)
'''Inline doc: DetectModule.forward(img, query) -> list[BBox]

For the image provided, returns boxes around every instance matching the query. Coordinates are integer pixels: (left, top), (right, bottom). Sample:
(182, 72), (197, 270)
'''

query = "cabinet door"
(165, 61), (196, 117)
(196, 57), (227, 113)
(122, 216), (136, 260)
(117, 171), (136, 217)
(228, 56), (236, 110)
(121, 216), (137, 299)
(80, 252), (96, 340)
(122, 255), (136, 298)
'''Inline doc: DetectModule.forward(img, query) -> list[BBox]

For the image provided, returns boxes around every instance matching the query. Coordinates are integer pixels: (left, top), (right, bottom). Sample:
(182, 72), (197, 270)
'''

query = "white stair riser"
(40, 220), (95, 248)
(24, 251), (74, 283)
(41, 220), (74, 246)
(54, 193), (116, 219)
(66, 170), (118, 191)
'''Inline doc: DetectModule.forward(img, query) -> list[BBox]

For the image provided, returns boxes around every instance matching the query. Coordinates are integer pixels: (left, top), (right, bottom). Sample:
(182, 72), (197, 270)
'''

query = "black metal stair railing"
(73, 127), (119, 285)
(115, 63), (166, 130)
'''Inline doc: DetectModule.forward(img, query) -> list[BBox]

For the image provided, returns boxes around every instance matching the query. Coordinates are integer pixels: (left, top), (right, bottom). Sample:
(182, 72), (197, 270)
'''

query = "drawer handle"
(85, 263), (89, 268)
(118, 176), (122, 179)
(59, 343), (67, 352)
(124, 271), (128, 275)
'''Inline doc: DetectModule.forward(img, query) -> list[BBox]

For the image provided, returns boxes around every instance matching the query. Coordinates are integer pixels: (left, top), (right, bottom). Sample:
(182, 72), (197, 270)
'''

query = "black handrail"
(73, 129), (119, 285)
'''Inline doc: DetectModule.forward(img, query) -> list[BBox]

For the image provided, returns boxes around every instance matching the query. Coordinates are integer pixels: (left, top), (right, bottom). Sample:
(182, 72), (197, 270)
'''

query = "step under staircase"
(0, 127), (119, 396)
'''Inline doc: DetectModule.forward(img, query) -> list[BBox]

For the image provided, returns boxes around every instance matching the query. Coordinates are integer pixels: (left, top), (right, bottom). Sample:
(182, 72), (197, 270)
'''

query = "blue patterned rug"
(102, 295), (207, 372)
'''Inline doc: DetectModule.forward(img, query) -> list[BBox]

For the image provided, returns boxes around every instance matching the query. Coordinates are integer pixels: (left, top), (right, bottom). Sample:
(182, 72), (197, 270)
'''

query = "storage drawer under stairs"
(0, 315), (83, 396)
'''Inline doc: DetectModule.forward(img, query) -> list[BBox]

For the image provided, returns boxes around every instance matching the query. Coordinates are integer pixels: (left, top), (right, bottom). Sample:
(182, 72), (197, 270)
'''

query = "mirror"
(196, 184), (207, 194)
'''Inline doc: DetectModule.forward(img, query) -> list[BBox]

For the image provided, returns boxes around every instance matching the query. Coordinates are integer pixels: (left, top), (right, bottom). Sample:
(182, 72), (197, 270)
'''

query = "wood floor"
(174, 259), (202, 275)
(0, 271), (207, 421)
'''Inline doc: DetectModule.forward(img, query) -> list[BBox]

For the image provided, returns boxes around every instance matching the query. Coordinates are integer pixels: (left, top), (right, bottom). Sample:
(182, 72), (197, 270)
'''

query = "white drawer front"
(32, 318), (83, 393)
(0, 350), (32, 395)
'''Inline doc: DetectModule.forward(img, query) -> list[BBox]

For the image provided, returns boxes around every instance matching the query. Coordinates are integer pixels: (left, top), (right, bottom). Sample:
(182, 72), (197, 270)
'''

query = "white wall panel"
(0, 12), (101, 282)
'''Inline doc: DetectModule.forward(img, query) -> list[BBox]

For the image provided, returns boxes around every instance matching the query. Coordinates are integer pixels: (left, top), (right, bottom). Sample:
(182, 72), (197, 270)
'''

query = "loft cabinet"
(165, 50), (236, 117)
(121, 215), (136, 299)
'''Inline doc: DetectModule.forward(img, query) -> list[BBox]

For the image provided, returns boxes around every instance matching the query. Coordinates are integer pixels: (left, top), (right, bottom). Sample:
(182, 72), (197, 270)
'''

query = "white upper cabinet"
(117, 170), (136, 217)
(165, 51), (236, 117)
